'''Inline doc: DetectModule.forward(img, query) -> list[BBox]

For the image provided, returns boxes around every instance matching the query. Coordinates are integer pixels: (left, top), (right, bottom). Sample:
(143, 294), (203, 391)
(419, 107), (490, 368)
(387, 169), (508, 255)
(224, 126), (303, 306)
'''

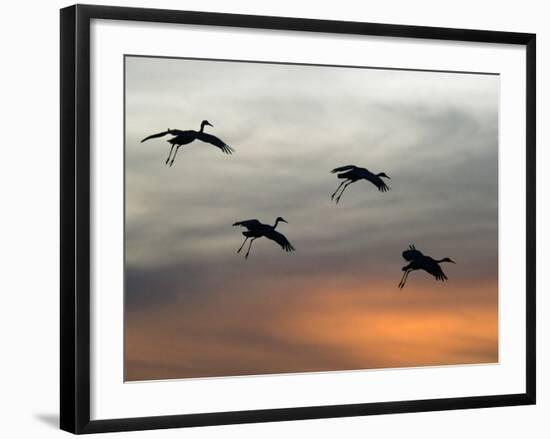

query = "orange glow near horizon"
(125, 278), (498, 381)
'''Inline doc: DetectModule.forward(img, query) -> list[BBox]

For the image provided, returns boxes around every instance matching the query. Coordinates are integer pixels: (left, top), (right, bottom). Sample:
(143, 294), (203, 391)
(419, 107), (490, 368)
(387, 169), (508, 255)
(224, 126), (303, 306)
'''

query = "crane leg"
(165, 144), (175, 165)
(169, 146), (181, 166)
(237, 237), (249, 253)
(245, 238), (256, 259)
(335, 182), (353, 204)
(398, 270), (411, 289)
(398, 270), (408, 289)
(398, 271), (406, 288)
(331, 181), (347, 200)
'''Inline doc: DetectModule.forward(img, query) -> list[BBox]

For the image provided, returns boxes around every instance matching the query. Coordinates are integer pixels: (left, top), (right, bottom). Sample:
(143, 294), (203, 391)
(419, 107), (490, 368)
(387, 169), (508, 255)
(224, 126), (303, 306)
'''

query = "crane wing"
(263, 229), (295, 252)
(365, 174), (390, 192)
(423, 258), (448, 281)
(140, 130), (172, 143)
(195, 132), (234, 154)
(402, 245), (424, 261)
(169, 129), (193, 136)
(331, 165), (358, 174)
(233, 219), (262, 230)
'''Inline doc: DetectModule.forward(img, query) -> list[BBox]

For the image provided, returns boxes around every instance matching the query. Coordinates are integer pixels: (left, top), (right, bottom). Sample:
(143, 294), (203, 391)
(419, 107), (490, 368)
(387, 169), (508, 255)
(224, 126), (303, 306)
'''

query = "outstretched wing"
(365, 174), (390, 192)
(331, 165), (358, 174)
(195, 132), (234, 154)
(423, 258), (448, 281)
(263, 229), (295, 252)
(402, 244), (424, 262)
(169, 129), (193, 136)
(233, 219), (262, 230)
(140, 130), (172, 143)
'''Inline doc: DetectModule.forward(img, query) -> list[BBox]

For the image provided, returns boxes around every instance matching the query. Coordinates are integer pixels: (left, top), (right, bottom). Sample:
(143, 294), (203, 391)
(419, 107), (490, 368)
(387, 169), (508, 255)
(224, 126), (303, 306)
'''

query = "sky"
(124, 56), (499, 381)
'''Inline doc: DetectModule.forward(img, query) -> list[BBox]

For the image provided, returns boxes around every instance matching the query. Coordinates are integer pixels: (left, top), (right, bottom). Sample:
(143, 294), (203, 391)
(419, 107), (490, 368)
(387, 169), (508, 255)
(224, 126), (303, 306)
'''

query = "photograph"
(124, 55), (499, 381)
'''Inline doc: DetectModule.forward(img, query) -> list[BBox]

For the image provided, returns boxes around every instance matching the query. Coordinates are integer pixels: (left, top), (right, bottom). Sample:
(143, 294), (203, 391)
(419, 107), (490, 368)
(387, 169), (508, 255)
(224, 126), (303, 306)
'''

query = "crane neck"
(273, 219), (281, 229)
(199, 122), (206, 133)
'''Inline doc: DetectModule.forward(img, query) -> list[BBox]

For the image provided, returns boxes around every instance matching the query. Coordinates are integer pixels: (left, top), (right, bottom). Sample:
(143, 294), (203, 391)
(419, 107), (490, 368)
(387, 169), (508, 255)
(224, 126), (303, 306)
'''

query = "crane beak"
(281, 219), (288, 223)
(449, 259), (456, 264)
(206, 122), (213, 127)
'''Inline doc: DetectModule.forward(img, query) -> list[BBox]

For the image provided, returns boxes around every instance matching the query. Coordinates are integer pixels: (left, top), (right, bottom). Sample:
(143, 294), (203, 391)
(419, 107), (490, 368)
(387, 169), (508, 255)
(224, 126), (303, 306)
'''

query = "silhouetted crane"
(398, 244), (456, 289)
(141, 120), (234, 166)
(232, 217), (295, 259)
(330, 165), (390, 203)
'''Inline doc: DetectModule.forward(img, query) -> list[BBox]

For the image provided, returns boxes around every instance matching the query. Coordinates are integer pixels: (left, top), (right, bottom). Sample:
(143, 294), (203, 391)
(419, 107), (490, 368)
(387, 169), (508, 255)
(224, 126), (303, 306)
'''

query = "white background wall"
(0, 0), (546, 437)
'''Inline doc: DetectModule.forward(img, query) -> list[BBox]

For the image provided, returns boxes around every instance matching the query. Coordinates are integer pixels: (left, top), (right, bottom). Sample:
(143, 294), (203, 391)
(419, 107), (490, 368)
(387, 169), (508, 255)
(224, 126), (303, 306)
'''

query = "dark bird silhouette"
(232, 217), (295, 259)
(330, 165), (390, 203)
(141, 120), (234, 166)
(398, 244), (456, 289)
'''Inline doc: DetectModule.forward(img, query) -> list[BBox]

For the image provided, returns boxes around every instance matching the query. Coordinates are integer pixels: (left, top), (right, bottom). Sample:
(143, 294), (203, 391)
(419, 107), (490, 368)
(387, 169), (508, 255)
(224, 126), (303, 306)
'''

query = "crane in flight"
(398, 244), (456, 289)
(141, 120), (234, 166)
(232, 217), (295, 259)
(330, 165), (390, 203)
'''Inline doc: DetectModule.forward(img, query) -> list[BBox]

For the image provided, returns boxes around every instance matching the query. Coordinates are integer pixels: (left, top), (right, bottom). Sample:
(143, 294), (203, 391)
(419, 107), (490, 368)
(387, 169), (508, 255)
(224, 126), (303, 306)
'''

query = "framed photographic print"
(60, 4), (536, 434)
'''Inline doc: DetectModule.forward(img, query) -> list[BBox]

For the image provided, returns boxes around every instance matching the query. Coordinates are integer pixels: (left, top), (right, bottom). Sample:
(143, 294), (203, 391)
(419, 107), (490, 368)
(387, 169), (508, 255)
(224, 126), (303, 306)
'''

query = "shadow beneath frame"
(34, 413), (59, 429)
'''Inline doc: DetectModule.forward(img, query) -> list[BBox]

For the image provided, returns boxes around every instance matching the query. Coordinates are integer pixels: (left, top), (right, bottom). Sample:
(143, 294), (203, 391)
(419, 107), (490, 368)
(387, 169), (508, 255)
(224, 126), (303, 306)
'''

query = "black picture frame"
(60, 4), (536, 434)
